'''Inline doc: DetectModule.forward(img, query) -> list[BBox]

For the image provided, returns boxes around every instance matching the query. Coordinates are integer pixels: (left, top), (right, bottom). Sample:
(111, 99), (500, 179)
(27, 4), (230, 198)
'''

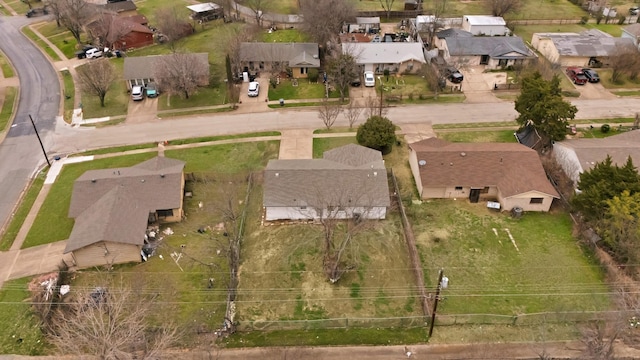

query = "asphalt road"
(0, 15), (60, 231)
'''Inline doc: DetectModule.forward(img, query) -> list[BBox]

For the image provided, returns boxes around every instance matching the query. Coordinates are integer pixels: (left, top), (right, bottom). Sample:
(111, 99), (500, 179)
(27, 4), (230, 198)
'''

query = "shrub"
(308, 68), (319, 83)
(601, 124), (610, 133)
(356, 116), (396, 154)
(270, 77), (277, 89)
(580, 16), (589, 24)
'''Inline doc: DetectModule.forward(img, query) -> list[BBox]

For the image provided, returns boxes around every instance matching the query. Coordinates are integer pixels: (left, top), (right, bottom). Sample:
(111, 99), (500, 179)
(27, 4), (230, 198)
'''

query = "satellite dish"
(418, 160), (427, 166)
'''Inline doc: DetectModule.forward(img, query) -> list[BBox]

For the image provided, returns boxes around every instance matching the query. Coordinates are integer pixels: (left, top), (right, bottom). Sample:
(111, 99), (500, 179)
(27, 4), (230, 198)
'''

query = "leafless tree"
(76, 58), (115, 107)
(300, 0), (355, 49)
(364, 93), (389, 119)
(54, 0), (94, 45)
(153, 53), (210, 99)
(43, 0), (62, 27)
(343, 100), (363, 129)
(155, 7), (193, 53)
(48, 280), (178, 359)
(225, 25), (259, 76)
(327, 51), (358, 102)
(609, 44), (640, 83)
(239, 0), (269, 27)
(318, 98), (341, 130)
(421, 63), (442, 99)
(379, 0), (395, 19)
(487, 0), (521, 17)
(85, 12), (133, 49)
(423, 0), (449, 49)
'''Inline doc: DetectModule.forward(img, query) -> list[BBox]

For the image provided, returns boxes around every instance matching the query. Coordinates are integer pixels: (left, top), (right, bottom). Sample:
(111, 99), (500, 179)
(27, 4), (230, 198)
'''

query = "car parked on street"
(248, 81), (260, 97)
(364, 71), (375, 87)
(26, 7), (48, 17)
(582, 68), (600, 83)
(630, 6), (639, 15)
(444, 66), (463, 83)
(131, 85), (144, 101)
(566, 67), (588, 85)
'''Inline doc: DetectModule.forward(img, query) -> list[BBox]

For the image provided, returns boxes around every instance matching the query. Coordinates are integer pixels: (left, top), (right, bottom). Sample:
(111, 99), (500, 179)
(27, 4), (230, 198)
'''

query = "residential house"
(86, 13), (153, 50)
(409, 138), (559, 212)
(437, 30), (536, 69)
(461, 15), (509, 36)
(554, 129), (640, 185)
(99, 0), (138, 17)
(531, 29), (634, 67)
(64, 157), (186, 269)
(187, 2), (224, 22)
(123, 53), (209, 89)
(263, 144), (391, 221)
(238, 42), (320, 78)
(342, 42), (426, 74)
(621, 23), (640, 49)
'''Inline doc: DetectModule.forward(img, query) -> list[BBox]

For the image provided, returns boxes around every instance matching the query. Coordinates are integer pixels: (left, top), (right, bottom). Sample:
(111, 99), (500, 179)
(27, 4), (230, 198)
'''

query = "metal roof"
(464, 15), (506, 26)
(186, 2), (221, 13)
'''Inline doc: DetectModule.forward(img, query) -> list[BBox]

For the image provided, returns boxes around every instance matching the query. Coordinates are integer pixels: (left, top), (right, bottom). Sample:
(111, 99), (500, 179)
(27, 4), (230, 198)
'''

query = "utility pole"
(29, 114), (51, 167)
(428, 268), (444, 338)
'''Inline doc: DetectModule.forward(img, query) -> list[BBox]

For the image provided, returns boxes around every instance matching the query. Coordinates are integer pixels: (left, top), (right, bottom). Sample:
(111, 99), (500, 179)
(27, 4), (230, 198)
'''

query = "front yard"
(267, 79), (343, 101)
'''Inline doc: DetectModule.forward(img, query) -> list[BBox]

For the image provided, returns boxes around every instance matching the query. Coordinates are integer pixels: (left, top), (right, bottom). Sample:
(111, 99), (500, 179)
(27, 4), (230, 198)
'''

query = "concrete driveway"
(348, 84), (377, 106)
(461, 66), (504, 103)
(0, 241), (69, 285)
(126, 97), (158, 123)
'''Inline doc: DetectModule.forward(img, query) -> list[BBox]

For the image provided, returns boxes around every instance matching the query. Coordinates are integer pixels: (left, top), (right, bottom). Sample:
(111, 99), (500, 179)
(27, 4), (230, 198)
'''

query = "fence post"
(512, 315), (518, 326)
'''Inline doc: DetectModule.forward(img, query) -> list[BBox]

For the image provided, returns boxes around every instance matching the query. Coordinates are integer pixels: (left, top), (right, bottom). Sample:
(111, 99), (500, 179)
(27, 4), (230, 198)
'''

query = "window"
(455, 186), (463, 191)
(300, 67), (307, 74)
(481, 187), (490, 194)
(300, 206), (307, 210)
(157, 209), (174, 218)
(529, 198), (544, 204)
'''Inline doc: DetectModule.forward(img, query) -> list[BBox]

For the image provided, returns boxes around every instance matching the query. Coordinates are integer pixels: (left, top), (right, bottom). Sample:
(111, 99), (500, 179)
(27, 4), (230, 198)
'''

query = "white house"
(263, 144), (390, 221)
(342, 42), (426, 74)
(461, 15), (509, 36)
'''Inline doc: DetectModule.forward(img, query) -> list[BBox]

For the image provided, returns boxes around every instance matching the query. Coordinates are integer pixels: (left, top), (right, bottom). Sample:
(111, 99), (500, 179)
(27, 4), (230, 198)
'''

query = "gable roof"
(343, 42), (426, 64)
(534, 30), (634, 57)
(101, 0), (137, 13)
(463, 15), (506, 26)
(554, 129), (640, 173)
(445, 36), (535, 58)
(65, 156), (185, 253)
(123, 53), (209, 80)
(239, 43), (320, 67)
(263, 144), (390, 208)
(410, 138), (559, 198)
(436, 28), (473, 39)
(623, 23), (640, 37)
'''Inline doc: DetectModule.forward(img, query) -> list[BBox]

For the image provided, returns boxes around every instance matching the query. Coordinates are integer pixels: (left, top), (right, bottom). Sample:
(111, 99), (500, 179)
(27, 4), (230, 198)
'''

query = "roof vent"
(418, 160), (427, 166)
(449, 162), (453, 166)
(373, 171), (378, 176)
(160, 174), (165, 178)
(275, 172), (279, 177)
(91, 179), (96, 183)
(460, 152), (466, 157)
(141, 179), (145, 183)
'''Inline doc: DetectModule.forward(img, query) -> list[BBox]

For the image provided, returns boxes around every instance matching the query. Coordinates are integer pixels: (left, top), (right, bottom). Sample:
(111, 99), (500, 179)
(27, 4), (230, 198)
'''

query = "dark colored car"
(566, 67), (588, 85)
(350, 77), (361, 87)
(26, 7), (48, 17)
(444, 66), (463, 84)
(582, 68), (600, 83)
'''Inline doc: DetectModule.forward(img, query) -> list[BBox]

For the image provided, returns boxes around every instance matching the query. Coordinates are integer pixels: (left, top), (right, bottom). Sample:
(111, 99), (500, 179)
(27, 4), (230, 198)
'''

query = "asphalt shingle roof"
(445, 36), (535, 58)
(555, 129), (640, 173)
(410, 138), (559, 198)
(343, 42), (426, 64)
(123, 53), (209, 80)
(239, 43), (320, 67)
(535, 30), (634, 57)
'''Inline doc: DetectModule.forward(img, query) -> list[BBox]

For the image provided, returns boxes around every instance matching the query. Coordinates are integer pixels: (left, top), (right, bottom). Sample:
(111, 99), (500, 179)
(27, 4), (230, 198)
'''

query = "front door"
(469, 188), (481, 203)
(480, 55), (489, 65)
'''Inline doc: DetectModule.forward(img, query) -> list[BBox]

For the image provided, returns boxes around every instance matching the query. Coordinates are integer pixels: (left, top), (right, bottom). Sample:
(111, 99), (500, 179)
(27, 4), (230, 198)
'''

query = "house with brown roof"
(99, 0), (138, 17)
(65, 157), (185, 269)
(86, 13), (153, 50)
(409, 138), (559, 212)
(553, 129), (640, 185)
(263, 144), (390, 221)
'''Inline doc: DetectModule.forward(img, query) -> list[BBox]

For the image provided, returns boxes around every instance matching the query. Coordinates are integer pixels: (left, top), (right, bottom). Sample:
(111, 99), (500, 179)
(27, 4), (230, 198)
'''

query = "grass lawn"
(165, 141), (279, 173)
(259, 29), (309, 42)
(75, 143), (158, 156)
(584, 23), (624, 37)
(437, 130), (518, 143)
(168, 131), (281, 146)
(313, 136), (357, 158)
(611, 90), (640, 96)
(34, 22), (80, 60)
(21, 27), (61, 62)
(3, 0), (29, 14)
(0, 5), (10, 15)
(268, 79), (342, 101)
(79, 59), (129, 118)
(577, 125), (635, 138)
(61, 70), (75, 123)
(0, 278), (46, 355)
(262, 0), (300, 14)
(0, 51), (14, 78)
(157, 86), (227, 110)
(136, 0), (191, 24)
(0, 87), (17, 132)
(410, 201), (611, 318)
(0, 170), (46, 251)
(596, 68), (640, 89)
(21, 153), (157, 249)
(354, 0), (404, 11)
(433, 121), (518, 129)
(379, 74), (432, 103)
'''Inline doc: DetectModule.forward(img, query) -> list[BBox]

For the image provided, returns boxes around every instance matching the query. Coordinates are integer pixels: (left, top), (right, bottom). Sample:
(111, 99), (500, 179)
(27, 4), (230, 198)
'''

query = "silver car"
(131, 85), (144, 101)
(248, 81), (260, 97)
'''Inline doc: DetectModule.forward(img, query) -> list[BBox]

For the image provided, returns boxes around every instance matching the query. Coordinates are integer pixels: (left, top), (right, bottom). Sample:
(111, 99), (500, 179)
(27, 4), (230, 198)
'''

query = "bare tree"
(364, 93), (389, 119)
(421, 63), (442, 99)
(239, 0), (268, 27)
(327, 51), (358, 102)
(76, 58), (115, 107)
(153, 53), (210, 99)
(609, 44), (639, 83)
(85, 12), (134, 49)
(300, 0), (355, 49)
(225, 25), (259, 76)
(379, 0), (395, 19)
(55, 0), (94, 45)
(487, 0), (521, 17)
(425, 0), (449, 50)
(48, 280), (178, 359)
(155, 7), (193, 53)
(43, 0), (62, 27)
(318, 98), (341, 130)
(343, 99), (363, 129)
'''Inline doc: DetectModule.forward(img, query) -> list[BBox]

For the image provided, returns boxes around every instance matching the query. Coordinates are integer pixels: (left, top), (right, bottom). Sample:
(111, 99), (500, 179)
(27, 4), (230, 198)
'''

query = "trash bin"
(279, 98), (284, 106)
(511, 207), (523, 218)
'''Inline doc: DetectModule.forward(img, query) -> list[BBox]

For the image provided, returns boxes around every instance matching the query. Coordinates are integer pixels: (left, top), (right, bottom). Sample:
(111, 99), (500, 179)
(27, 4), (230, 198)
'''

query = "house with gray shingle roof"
(436, 29), (535, 69)
(622, 23), (640, 49)
(239, 42), (320, 78)
(342, 42), (426, 74)
(123, 53), (208, 89)
(409, 138), (559, 212)
(263, 144), (390, 221)
(531, 29), (635, 67)
(554, 129), (640, 185)
(65, 157), (185, 269)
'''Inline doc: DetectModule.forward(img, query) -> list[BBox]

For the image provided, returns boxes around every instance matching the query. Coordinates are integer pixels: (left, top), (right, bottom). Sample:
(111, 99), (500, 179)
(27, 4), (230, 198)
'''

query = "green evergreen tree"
(514, 72), (577, 142)
(356, 116), (396, 153)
